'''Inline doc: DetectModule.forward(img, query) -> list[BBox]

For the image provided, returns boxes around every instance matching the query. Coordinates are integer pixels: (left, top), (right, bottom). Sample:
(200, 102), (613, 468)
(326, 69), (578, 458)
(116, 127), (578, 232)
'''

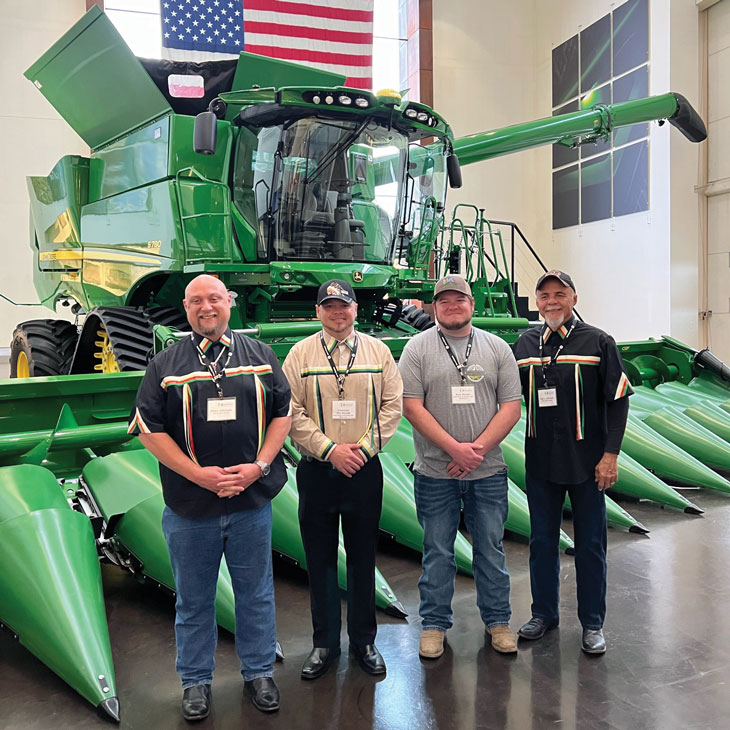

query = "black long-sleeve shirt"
(512, 317), (633, 484)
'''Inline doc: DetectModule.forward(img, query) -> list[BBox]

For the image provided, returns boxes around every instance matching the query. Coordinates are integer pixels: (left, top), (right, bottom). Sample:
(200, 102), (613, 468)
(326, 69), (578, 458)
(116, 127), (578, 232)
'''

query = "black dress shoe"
(245, 677), (280, 712)
(182, 684), (211, 721)
(350, 644), (386, 676)
(581, 629), (606, 654)
(518, 617), (559, 640)
(301, 647), (341, 680)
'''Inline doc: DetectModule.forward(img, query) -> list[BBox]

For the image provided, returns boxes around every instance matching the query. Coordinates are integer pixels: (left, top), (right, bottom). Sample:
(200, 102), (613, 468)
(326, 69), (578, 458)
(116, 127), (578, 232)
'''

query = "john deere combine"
(2, 5), (726, 721)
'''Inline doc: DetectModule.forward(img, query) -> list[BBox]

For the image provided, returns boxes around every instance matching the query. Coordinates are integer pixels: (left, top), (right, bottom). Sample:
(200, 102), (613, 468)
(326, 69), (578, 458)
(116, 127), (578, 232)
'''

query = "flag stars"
(234, 39), (241, 46)
(164, 31), (170, 38)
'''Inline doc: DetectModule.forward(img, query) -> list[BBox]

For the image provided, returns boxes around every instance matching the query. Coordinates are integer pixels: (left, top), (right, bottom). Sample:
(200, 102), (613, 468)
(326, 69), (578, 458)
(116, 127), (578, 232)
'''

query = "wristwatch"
(255, 459), (270, 477)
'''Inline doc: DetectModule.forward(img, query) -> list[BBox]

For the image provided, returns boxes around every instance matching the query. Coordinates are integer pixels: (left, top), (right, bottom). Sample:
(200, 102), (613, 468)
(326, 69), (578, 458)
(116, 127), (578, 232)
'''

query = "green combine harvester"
(1, 6), (725, 721)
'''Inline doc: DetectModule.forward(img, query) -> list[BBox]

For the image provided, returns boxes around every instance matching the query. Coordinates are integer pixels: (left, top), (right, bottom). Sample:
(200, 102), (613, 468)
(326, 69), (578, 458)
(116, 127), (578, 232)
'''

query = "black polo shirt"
(128, 328), (291, 519)
(512, 316), (632, 484)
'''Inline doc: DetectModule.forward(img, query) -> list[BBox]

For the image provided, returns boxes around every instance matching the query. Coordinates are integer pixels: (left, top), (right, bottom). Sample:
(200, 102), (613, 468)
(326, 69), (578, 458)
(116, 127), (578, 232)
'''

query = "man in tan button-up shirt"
(282, 279), (402, 681)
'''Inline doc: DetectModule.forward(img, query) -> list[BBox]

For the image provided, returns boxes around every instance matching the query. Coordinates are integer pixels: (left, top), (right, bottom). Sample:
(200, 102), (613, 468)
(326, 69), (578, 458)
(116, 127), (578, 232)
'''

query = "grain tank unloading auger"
(1, 4), (720, 720)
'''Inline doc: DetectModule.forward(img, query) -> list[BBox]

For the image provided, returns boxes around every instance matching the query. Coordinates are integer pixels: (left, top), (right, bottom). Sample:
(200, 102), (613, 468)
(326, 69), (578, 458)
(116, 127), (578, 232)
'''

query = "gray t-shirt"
(398, 327), (522, 479)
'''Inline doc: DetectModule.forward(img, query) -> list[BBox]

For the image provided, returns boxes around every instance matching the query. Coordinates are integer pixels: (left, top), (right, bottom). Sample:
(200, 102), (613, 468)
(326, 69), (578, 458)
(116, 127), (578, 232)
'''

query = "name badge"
(207, 397), (237, 421)
(332, 400), (357, 419)
(537, 387), (558, 407)
(451, 386), (476, 405)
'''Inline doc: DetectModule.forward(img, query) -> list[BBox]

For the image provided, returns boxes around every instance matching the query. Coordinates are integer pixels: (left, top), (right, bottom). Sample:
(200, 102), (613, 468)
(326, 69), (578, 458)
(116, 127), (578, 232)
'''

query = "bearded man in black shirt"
(129, 274), (291, 719)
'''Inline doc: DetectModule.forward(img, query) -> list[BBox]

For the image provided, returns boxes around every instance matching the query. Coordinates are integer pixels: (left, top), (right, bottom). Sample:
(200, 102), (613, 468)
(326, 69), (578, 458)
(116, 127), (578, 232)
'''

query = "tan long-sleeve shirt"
(282, 330), (403, 461)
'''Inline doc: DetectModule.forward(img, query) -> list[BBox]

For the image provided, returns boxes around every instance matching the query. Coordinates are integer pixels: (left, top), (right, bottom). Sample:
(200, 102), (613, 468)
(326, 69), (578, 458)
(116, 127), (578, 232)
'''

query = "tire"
(10, 319), (78, 378)
(401, 303), (434, 331)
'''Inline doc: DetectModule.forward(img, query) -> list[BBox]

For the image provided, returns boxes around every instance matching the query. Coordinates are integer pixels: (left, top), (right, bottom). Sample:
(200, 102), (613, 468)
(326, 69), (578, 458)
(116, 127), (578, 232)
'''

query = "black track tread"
(401, 303), (435, 331)
(10, 319), (78, 377)
(88, 306), (190, 372)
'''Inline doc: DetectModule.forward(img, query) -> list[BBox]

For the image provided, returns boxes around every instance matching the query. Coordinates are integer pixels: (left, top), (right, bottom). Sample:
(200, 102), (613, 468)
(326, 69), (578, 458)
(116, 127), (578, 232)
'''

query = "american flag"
(161, 0), (374, 89)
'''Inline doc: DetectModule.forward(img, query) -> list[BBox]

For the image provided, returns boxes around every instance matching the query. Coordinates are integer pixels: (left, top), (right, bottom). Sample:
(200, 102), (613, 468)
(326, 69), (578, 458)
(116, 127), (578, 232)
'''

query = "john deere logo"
(353, 271), (363, 282)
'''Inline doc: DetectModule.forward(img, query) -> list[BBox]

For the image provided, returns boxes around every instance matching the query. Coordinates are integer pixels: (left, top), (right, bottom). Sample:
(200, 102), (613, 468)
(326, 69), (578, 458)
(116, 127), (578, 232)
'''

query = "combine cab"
(4, 6), (727, 722)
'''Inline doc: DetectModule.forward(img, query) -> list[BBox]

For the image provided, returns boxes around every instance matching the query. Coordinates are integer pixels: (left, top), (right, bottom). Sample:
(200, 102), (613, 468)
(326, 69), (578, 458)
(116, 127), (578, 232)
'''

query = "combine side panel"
(0, 465), (118, 718)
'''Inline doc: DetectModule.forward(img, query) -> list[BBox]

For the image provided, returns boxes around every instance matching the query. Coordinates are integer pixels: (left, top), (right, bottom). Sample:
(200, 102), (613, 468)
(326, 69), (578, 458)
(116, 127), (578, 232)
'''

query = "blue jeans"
(162, 504), (276, 687)
(525, 473), (607, 630)
(413, 470), (512, 631)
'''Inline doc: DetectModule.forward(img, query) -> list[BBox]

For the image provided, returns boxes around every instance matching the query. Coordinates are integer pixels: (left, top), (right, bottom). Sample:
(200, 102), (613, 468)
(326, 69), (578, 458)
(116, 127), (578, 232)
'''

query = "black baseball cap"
(317, 279), (357, 305)
(536, 270), (576, 292)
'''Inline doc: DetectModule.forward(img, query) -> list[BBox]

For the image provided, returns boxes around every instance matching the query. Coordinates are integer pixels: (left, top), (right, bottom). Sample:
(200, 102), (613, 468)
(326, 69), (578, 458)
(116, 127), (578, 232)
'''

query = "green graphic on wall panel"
(551, 0), (649, 229)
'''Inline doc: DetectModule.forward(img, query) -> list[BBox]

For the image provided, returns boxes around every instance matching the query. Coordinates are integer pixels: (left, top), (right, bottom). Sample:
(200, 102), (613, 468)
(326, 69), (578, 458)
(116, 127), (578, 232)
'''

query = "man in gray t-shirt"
(399, 275), (522, 660)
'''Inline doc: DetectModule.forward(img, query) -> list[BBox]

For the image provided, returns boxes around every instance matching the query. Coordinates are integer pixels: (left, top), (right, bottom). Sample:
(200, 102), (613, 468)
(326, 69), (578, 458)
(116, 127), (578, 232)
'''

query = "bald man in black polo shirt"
(128, 275), (291, 719)
(512, 271), (632, 655)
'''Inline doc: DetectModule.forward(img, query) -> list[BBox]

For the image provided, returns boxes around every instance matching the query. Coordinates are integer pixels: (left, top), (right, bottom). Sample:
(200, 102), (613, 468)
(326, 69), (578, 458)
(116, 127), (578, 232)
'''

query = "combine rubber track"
(71, 306), (189, 373)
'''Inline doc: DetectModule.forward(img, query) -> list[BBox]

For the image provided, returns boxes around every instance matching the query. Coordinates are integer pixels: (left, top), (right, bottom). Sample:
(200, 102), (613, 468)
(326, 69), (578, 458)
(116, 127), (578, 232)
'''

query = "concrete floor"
(2, 487), (730, 730)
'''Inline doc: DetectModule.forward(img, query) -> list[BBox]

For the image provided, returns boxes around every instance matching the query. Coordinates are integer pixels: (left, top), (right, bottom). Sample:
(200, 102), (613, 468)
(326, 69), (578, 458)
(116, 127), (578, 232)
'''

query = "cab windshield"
(242, 117), (408, 263)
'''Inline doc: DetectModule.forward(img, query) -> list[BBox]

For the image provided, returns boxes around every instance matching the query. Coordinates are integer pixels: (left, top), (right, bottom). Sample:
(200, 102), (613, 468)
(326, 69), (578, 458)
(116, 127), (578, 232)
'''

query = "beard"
(439, 316), (472, 332)
(197, 317), (223, 339)
(543, 313), (565, 330)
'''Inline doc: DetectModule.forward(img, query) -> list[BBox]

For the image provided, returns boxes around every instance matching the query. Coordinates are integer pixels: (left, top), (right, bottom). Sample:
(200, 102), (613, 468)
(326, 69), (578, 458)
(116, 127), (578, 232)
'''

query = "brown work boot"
(486, 624), (518, 654)
(419, 629), (445, 659)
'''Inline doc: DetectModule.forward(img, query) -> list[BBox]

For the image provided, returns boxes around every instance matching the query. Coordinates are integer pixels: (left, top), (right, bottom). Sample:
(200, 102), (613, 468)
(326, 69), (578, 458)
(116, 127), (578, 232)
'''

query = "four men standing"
(134, 268), (629, 719)
(399, 275), (522, 659)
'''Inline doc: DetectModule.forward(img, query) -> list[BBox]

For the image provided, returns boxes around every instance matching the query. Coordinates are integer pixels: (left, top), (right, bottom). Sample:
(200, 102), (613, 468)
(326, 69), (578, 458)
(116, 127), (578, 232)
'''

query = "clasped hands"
(446, 441), (485, 478)
(196, 463), (262, 498)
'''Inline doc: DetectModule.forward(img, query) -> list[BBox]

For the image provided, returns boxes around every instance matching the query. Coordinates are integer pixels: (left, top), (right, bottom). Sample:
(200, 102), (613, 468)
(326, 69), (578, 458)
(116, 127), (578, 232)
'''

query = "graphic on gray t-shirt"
(398, 327), (522, 479)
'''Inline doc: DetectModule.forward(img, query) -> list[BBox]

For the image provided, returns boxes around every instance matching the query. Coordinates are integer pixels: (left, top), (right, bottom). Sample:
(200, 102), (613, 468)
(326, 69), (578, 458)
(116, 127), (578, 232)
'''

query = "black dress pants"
(296, 456), (383, 649)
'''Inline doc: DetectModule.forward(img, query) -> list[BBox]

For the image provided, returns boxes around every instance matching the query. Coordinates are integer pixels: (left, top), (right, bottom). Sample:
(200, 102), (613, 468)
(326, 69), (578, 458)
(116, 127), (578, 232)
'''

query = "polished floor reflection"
(3, 491), (730, 730)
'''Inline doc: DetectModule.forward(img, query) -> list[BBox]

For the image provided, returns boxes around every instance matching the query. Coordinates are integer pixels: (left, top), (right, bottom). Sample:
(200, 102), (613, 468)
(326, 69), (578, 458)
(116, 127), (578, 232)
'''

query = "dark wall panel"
(553, 164), (580, 229)
(613, 140), (649, 217)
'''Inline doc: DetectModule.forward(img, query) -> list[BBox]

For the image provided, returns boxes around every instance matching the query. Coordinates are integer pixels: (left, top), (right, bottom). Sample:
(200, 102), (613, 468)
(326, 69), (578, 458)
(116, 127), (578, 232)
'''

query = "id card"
(451, 386), (476, 405)
(537, 387), (558, 407)
(207, 397), (237, 421)
(332, 400), (357, 419)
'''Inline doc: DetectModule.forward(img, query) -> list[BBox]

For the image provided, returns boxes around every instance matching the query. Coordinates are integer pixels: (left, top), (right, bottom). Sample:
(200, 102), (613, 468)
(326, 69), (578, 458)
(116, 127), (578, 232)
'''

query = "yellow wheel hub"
(93, 324), (120, 373)
(16, 351), (31, 378)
